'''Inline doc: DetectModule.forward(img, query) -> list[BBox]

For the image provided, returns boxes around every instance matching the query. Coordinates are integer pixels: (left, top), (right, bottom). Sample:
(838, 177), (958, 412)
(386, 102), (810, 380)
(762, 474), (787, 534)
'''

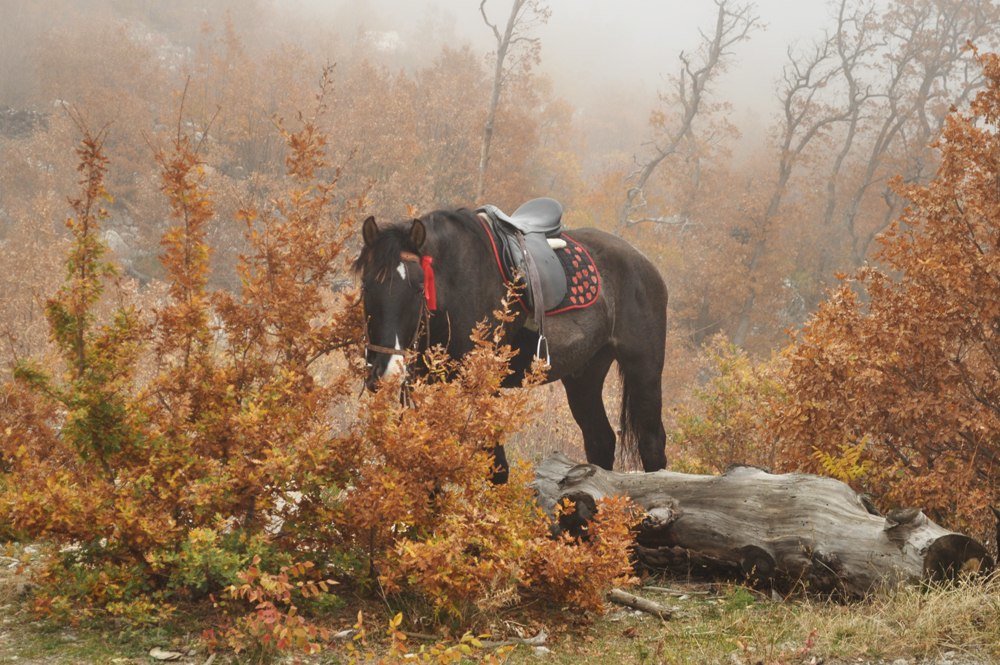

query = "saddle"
(476, 198), (568, 323)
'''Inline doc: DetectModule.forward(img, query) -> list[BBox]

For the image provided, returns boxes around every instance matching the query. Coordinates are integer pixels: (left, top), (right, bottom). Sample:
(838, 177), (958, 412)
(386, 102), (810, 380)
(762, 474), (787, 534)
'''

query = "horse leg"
(616, 352), (668, 471)
(490, 444), (509, 484)
(562, 346), (616, 470)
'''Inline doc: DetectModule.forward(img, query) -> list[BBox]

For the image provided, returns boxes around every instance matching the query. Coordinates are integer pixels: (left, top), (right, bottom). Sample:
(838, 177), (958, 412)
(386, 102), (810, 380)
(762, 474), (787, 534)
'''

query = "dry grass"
(506, 577), (1000, 665)
(802, 576), (1000, 661)
(507, 381), (587, 465)
(507, 363), (645, 471)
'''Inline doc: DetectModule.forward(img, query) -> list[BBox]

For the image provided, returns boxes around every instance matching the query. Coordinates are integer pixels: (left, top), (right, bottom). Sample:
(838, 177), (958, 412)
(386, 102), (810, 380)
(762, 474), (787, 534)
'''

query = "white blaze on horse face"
(378, 264), (408, 381)
(382, 335), (406, 379)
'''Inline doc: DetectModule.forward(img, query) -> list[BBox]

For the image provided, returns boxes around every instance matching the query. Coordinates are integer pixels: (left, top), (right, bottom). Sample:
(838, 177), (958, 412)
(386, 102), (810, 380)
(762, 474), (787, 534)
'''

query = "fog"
(1, 0), (994, 356)
(0, 0), (861, 153)
(304, 0), (832, 131)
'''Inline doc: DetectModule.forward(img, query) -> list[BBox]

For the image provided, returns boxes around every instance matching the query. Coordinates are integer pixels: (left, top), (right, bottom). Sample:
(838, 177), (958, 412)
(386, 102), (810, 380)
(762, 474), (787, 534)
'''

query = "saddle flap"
(521, 232), (568, 311)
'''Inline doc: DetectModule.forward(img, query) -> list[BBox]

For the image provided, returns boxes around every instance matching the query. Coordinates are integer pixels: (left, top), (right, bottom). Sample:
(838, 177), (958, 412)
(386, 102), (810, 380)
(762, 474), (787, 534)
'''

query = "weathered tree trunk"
(533, 453), (993, 597)
(477, 0), (549, 202)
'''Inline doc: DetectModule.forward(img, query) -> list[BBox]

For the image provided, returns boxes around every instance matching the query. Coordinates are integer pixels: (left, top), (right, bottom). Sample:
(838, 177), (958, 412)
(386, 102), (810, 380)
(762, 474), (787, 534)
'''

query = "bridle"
(363, 250), (437, 364)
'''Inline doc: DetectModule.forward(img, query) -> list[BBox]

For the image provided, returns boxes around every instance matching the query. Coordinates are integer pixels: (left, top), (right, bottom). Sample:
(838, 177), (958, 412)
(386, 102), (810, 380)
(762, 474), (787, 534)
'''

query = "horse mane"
(351, 208), (479, 277)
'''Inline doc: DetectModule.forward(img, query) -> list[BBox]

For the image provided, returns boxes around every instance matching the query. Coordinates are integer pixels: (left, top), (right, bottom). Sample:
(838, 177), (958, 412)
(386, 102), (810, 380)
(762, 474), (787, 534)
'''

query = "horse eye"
(403, 267), (423, 290)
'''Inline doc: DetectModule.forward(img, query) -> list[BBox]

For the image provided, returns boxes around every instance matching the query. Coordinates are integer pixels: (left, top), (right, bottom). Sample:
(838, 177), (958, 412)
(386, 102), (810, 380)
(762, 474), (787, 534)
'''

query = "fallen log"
(532, 452), (994, 597)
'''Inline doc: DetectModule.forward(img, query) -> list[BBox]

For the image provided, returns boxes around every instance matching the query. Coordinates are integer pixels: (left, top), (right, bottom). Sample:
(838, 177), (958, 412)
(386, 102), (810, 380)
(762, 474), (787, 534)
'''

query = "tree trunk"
(476, 0), (527, 203)
(532, 452), (993, 597)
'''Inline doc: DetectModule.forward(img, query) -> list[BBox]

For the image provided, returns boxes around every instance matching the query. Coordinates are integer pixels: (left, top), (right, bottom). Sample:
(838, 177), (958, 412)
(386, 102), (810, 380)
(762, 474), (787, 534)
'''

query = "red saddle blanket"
(549, 233), (601, 314)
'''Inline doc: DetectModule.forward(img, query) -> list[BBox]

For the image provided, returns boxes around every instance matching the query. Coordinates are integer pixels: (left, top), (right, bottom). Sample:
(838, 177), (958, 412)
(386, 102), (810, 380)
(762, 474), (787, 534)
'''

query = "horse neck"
(426, 212), (516, 349)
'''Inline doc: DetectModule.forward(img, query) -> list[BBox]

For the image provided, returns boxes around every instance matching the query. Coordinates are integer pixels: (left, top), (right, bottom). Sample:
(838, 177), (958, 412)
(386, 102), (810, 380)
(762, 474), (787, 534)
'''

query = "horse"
(353, 206), (668, 476)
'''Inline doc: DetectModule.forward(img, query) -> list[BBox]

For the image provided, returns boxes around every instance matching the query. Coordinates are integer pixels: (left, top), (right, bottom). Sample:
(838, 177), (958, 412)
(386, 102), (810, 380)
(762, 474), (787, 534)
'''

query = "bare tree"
(732, 21), (861, 345)
(618, 0), (758, 233)
(732, 0), (1000, 346)
(477, 0), (550, 202)
(838, 0), (999, 265)
(820, 0), (879, 234)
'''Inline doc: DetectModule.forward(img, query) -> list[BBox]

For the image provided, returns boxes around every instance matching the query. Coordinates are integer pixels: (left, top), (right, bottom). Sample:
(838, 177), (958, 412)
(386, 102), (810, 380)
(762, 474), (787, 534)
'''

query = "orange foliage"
(775, 49), (1000, 540)
(0, 98), (362, 615)
(0, 84), (636, 654)
(669, 336), (785, 473)
(207, 557), (334, 658)
(526, 495), (640, 611)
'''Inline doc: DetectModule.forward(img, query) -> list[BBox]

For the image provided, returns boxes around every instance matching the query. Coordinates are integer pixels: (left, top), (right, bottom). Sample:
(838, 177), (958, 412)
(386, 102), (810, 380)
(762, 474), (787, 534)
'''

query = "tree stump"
(532, 453), (993, 597)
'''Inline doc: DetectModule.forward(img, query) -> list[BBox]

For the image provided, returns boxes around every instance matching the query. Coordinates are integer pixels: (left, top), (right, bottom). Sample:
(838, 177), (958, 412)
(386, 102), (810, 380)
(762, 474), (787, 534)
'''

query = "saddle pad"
(547, 232), (601, 315)
(478, 216), (601, 316)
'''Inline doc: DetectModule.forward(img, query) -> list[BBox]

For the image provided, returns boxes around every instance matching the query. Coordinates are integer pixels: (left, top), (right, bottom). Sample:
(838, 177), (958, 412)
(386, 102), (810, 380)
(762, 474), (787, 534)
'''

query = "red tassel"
(421, 255), (437, 311)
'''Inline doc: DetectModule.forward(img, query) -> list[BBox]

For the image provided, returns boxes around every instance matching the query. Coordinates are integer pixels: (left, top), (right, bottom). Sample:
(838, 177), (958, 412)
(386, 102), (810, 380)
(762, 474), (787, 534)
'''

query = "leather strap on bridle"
(400, 251), (437, 312)
(363, 249), (436, 366)
(362, 251), (437, 405)
(364, 291), (432, 359)
(366, 342), (405, 356)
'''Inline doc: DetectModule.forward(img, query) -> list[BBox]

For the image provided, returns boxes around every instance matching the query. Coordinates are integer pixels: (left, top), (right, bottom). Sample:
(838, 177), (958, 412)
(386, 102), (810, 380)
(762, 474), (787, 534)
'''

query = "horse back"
(567, 227), (668, 317)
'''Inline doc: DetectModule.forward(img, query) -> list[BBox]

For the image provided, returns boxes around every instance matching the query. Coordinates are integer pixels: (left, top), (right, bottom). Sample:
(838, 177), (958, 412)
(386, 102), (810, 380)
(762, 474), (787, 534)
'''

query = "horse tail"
(617, 363), (642, 469)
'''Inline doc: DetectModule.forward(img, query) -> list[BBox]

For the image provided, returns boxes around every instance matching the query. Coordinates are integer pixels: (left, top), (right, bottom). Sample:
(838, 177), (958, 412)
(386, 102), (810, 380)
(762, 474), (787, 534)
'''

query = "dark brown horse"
(354, 207), (668, 476)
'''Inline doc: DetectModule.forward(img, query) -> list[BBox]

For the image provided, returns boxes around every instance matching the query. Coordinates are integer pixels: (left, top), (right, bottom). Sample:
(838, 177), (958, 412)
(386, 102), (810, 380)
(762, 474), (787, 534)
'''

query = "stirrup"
(535, 334), (551, 366)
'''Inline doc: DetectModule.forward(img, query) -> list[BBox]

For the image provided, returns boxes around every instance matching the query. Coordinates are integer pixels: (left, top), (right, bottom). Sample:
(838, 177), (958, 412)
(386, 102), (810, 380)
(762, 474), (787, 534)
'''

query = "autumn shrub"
(669, 335), (786, 473)
(524, 495), (639, 610)
(0, 89), (637, 655)
(358, 323), (639, 625)
(773, 50), (1000, 542)
(205, 557), (335, 659)
(0, 98), (362, 619)
(381, 458), (638, 623)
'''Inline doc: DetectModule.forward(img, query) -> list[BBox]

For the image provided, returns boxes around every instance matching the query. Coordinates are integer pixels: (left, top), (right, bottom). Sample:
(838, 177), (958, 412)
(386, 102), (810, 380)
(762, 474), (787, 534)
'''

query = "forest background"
(0, 0), (998, 656)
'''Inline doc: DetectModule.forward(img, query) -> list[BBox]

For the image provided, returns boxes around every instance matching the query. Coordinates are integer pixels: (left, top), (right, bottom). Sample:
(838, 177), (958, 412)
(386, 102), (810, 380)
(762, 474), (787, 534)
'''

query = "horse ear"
(410, 218), (426, 249)
(362, 216), (379, 246)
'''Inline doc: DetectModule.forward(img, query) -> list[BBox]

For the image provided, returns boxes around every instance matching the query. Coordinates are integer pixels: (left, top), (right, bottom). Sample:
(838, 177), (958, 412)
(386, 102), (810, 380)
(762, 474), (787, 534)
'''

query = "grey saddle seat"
(476, 197), (568, 317)
(487, 197), (564, 237)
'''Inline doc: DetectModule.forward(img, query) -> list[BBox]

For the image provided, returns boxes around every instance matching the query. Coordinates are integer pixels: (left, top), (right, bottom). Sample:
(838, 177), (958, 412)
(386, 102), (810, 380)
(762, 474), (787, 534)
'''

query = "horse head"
(354, 215), (431, 391)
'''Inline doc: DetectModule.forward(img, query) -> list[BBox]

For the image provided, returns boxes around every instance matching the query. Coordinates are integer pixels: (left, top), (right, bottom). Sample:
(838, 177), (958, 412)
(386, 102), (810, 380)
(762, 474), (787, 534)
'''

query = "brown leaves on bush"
(0, 90), (364, 616)
(0, 80), (637, 652)
(774, 49), (1000, 542)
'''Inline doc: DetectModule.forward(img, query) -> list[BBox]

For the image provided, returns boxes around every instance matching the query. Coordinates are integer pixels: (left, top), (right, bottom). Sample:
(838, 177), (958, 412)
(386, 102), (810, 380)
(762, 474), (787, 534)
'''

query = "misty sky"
(310, 0), (834, 124)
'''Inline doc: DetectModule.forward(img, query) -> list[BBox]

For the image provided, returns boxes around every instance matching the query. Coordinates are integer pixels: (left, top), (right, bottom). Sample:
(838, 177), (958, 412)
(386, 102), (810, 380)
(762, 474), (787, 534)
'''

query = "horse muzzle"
(364, 368), (381, 392)
(364, 351), (407, 392)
